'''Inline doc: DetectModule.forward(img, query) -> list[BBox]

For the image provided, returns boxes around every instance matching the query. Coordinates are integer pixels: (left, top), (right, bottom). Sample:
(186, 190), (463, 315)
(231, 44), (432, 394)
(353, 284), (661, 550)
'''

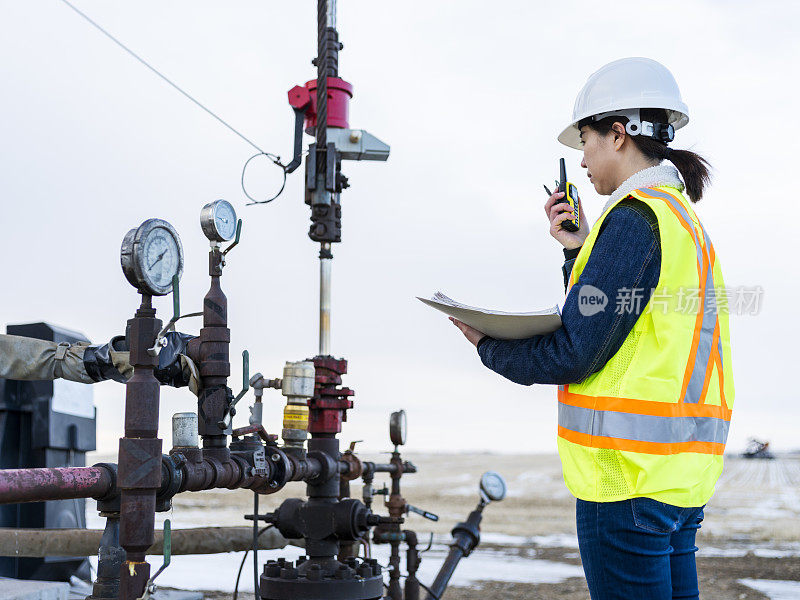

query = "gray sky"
(1, 1), (797, 455)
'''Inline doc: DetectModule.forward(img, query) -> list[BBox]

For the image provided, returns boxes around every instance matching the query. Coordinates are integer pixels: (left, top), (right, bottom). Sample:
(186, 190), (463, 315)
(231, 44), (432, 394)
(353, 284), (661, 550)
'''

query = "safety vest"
(558, 185), (734, 507)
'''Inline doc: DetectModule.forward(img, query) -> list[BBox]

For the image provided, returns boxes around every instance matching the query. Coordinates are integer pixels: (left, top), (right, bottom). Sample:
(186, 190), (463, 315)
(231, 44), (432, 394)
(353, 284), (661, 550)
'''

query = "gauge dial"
(200, 199), (237, 242)
(389, 410), (407, 446)
(121, 219), (184, 296)
(479, 471), (507, 502)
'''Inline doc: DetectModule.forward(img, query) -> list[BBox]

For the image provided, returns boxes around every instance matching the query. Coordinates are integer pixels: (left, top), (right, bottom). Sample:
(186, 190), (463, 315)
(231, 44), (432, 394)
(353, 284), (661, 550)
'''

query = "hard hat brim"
(558, 124), (584, 150)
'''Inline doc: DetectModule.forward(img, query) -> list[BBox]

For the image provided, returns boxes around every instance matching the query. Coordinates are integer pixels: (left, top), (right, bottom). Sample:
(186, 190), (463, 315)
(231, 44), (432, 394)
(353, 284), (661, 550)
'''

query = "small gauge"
(479, 471), (507, 502)
(389, 410), (407, 446)
(121, 219), (184, 296)
(200, 199), (237, 242)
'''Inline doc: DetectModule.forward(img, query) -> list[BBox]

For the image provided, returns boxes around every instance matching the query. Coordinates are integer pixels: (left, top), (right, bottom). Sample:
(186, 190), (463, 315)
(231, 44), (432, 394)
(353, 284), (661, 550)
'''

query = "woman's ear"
(611, 122), (626, 151)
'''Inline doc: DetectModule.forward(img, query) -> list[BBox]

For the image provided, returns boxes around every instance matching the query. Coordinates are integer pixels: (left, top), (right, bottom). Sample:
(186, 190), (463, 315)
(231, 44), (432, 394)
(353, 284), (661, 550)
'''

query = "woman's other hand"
(450, 317), (486, 347)
(544, 189), (589, 249)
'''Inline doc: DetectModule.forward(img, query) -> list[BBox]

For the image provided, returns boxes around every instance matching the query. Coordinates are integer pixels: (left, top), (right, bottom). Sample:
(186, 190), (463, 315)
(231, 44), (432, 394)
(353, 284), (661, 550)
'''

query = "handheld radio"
(547, 158), (580, 232)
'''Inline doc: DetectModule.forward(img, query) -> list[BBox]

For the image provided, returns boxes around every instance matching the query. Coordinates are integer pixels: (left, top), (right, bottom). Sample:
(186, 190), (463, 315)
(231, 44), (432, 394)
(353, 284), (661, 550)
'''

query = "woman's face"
(579, 125), (619, 195)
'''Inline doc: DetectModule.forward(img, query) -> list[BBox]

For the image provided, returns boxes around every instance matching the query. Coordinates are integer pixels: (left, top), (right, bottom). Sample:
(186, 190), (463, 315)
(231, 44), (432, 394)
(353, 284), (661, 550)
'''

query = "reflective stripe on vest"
(558, 403), (729, 450)
(637, 188), (723, 405)
(559, 186), (730, 456)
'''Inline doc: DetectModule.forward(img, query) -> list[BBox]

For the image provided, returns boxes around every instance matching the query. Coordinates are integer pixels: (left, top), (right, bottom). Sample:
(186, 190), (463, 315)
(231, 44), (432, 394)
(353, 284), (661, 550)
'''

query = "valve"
(406, 504), (439, 522)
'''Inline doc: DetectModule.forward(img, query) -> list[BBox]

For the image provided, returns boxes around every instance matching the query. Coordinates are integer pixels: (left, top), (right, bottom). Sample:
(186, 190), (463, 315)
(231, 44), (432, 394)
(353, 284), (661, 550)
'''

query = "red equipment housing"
(287, 77), (353, 133)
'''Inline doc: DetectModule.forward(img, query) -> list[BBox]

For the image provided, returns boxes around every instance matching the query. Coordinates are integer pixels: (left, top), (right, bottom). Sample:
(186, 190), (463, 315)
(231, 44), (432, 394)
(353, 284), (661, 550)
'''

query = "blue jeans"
(576, 498), (705, 600)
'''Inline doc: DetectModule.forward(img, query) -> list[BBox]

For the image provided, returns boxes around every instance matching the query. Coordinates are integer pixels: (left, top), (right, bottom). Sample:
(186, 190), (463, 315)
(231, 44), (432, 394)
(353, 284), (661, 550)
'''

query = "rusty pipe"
(0, 450), (359, 506)
(0, 466), (114, 504)
(179, 453), (252, 492)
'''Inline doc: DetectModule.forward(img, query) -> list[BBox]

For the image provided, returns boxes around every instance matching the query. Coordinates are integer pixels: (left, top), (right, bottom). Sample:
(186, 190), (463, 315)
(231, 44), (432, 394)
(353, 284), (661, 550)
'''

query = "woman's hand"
(544, 189), (589, 249)
(450, 317), (486, 347)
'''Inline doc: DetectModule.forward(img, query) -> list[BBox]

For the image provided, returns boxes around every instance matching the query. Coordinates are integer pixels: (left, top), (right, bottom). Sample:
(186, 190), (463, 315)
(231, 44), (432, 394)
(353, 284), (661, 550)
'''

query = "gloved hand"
(83, 332), (199, 392)
(83, 336), (130, 383)
(155, 332), (197, 390)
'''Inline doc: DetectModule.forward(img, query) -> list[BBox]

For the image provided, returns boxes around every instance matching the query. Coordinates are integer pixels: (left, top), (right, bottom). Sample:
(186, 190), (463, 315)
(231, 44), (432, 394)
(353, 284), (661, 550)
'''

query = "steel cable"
(57, 0), (289, 204)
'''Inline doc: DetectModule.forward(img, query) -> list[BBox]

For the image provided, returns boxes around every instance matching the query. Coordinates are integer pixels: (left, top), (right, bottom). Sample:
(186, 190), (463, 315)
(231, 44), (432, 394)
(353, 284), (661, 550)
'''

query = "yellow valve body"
(283, 404), (309, 431)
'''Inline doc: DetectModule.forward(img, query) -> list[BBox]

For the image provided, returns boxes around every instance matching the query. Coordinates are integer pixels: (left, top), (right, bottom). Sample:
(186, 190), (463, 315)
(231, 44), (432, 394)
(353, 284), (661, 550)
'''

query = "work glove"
(82, 335), (130, 383)
(84, 332), (199, 392)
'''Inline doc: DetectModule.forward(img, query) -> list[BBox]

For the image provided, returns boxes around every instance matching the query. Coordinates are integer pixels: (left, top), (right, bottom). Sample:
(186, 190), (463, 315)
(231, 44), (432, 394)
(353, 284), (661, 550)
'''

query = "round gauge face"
(142, 226), (180, 291)
(201, 199), (237, 242)
(479, 471), (507, 502)
(121, 219), (184, 296)
(389, 410), (407, 446)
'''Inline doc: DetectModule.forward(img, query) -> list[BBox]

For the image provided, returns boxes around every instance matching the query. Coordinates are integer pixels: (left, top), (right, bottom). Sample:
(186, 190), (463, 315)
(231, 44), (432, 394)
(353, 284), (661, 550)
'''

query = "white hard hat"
(558, 57), (689, 150)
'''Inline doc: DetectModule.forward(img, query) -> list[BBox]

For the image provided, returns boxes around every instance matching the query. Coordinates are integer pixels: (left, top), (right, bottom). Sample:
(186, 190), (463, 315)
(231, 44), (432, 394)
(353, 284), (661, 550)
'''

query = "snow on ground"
(89, 540), (584, 593)
(739, 579), (800, 600)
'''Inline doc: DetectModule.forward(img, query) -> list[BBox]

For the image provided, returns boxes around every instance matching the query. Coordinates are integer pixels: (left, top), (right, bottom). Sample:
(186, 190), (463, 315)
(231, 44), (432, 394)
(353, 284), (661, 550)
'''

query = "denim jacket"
(476, 199), (661, 385)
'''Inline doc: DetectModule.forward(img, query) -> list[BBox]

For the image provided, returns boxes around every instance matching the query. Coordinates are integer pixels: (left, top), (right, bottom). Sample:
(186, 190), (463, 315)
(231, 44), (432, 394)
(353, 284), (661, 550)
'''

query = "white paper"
(418, 292), (562, 340)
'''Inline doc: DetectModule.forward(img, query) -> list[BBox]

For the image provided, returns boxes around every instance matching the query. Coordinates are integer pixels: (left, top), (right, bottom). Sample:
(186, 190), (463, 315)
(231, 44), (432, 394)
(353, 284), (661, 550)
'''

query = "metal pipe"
(88, 515), (124, 600)
(424, 509), (484, 600)
(424, 545), (463, 600)
(0, 526), (292, 557)
(404, 530), (421, 600)
(0, 466), (113, 504)
(118, 296), (163, 600)
(319, 246), (332, 355)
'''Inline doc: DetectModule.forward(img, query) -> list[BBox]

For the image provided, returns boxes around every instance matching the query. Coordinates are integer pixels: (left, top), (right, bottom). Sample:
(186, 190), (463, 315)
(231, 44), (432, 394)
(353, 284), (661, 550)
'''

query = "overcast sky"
(1, 1), (797, 455)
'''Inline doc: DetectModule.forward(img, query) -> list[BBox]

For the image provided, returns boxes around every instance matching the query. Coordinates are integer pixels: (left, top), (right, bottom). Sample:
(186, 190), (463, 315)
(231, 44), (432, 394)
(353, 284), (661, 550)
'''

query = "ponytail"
(660, 146), (711, 203)
(586, 108), (712, 202)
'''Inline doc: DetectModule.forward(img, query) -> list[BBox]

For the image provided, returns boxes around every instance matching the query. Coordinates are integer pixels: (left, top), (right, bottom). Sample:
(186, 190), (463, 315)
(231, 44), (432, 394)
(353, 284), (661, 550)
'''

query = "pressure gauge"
(479, 471), (507, 502)
(389, 410), (407, 446)
(121, 219), (184, 296)
(200, 199), (237, 242)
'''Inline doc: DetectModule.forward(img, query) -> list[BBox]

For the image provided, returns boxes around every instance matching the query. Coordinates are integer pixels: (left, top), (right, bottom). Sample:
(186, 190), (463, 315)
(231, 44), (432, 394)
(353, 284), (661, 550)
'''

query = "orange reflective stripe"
(637, 189), (701, 276)
(557, 426), (726, 456)
(713, 338), (728, 410)
(698, 318), (721, 405)
(636, 188), (711, 404)
(679, 244), (709, 403)
(558, 386), (732, 421)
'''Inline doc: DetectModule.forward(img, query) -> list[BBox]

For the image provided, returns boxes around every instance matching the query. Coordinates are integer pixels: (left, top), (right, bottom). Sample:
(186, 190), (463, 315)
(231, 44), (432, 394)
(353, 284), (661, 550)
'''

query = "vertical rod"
(252, 492), (259, 600)
(319, 244), (332, 356)
(118, 296), (162, 600)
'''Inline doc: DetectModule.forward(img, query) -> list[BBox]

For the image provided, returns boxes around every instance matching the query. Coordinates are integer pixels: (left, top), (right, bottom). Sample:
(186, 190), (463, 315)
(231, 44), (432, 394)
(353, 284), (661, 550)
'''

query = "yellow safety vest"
(558, 185), (734, 507)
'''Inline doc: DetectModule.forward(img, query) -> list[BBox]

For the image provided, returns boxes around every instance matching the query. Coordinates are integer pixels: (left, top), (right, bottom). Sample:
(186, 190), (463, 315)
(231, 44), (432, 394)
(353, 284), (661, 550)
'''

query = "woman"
(451, 57), (734, 600)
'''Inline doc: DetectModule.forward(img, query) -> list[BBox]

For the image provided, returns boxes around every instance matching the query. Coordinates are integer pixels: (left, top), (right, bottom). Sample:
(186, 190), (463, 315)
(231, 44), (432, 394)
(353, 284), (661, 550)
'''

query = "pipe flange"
(306, 450), (338, 484)
(264, 449), (290, 493)
(340, 452), (362, 481)
(92, 462), (119, 512)
(228, 453), (253, 489)
(157, 454), (184, 503)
